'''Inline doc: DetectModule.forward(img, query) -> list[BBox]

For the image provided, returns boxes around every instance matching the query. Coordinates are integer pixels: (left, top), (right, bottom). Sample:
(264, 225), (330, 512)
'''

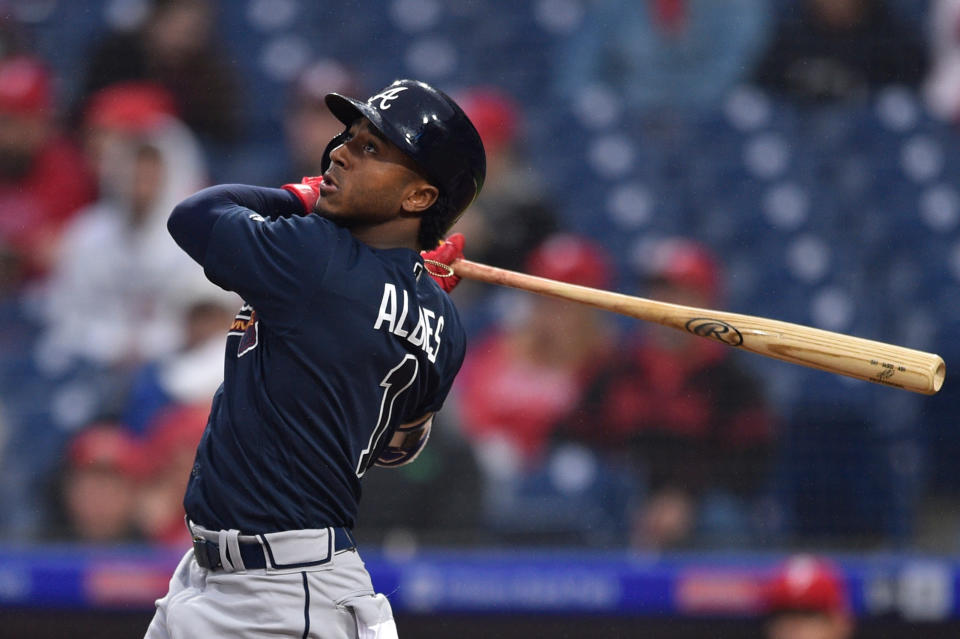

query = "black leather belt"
(192, 526), (356, 571)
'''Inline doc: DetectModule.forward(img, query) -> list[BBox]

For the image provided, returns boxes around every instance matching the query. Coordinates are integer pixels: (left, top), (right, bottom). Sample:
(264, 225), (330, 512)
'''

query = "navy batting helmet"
(322, 79), (486, 241)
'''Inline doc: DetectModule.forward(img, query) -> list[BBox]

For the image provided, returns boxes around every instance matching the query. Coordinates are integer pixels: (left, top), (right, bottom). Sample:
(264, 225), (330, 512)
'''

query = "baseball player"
(144, 79), (484, 638)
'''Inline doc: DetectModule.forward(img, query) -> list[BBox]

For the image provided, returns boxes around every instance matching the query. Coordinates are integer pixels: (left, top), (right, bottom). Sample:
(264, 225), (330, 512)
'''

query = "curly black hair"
(417, 191), (454, 251)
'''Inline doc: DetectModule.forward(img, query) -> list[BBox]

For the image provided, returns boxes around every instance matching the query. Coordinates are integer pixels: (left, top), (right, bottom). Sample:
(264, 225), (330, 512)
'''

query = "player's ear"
(401, 181), (439, 215)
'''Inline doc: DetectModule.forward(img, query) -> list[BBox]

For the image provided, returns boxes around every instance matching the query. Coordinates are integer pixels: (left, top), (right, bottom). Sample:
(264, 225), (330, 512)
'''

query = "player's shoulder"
(425, 274), (463, 327)
(411, 259), (461, 312)
(381, 249), (465, 333)
(418, 267), (466, 351)
(261, 213), (356, 256)
(365, 249), (465, 368)
(270, 211), (345, 237)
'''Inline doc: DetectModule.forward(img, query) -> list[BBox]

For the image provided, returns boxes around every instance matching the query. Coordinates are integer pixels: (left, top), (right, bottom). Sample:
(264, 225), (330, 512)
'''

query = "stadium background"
(1, 0), (960, 637)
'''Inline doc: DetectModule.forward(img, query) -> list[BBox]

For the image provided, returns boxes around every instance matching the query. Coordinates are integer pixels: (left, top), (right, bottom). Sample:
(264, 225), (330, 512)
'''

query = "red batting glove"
(282, 176), (324, 213)
(421, 233), (465, 293)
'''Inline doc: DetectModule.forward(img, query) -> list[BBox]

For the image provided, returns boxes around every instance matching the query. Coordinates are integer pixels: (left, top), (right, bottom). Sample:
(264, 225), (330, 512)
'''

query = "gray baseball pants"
(144, 526), (397, 638)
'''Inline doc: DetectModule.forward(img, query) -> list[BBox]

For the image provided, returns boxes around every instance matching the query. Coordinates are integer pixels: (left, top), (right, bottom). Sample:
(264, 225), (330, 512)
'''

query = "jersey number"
(355, 354), (419, 477)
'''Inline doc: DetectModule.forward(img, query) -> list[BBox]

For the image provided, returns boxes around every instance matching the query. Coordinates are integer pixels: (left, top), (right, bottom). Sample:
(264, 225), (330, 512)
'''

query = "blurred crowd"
(0, 0), (956, 556)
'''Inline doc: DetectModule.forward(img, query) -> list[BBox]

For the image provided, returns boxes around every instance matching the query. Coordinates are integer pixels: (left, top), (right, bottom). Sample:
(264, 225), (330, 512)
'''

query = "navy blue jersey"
(167, 185), (466, 533)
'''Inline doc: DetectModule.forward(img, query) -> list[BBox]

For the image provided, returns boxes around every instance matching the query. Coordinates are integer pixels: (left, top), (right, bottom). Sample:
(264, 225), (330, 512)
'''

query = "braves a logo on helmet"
(369, 86), (408, 110)
(228, 304), (259, 357)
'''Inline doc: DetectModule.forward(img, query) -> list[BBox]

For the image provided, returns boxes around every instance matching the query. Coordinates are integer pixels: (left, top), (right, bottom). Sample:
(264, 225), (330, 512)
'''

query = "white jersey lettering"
(395, 290), (410, 338)
(407, 307), (425, 347)
(430, 315), (444, 364)
(373, 283), (398, 333)
(421, 308), (436, 362)
(373, 282), (444, 361)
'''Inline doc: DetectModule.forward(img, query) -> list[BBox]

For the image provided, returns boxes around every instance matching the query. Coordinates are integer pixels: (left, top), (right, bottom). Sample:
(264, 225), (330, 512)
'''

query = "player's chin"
(316, 195), (342, 217)
(316, 200), (359, 228)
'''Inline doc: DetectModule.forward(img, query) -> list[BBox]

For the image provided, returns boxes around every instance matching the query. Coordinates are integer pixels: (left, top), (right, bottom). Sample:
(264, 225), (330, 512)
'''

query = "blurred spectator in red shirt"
(456, 233), (616, 477)
(0, 56), (95, 283)
(556, 239), (775, 550)
(78, 0), (241, 143)
(764, 555), (853, 639)
(753, 0), (927, 103)
(134, 403), (208, 547)
(56, 423), (145, 542)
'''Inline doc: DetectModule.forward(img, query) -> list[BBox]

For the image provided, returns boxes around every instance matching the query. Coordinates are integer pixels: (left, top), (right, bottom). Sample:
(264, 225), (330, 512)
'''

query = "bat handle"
(452, 258), (568, 293)
(451, 258), (508, 284)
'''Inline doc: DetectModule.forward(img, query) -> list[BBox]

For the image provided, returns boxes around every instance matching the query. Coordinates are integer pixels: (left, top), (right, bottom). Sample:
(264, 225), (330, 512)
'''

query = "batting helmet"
(322, 79), (486, 239)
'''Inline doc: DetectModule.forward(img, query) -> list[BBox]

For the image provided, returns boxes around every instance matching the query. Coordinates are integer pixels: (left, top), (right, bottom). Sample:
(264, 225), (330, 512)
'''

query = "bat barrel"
(934, 359), (946, 393)
(451, 258), (946, 396)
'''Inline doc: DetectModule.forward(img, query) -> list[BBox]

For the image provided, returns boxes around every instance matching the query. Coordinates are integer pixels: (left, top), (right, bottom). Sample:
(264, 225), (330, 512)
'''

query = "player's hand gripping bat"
(450, 258), (945, 395)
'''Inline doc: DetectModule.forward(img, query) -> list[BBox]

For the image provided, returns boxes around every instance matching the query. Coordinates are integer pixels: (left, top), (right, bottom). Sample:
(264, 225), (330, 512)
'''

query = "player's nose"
(328, 140), (349, 169)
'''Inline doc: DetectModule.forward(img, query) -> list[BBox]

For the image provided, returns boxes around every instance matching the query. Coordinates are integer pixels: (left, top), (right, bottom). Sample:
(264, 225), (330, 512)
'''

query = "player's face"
(318, 119), (435, 228)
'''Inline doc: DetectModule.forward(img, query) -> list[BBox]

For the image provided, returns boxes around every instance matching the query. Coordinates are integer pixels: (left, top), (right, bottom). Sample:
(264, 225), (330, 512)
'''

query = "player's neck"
(349, 218), (420, 251)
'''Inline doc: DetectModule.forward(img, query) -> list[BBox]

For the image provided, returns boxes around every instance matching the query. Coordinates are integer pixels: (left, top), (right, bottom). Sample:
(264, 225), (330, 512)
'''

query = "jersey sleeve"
(168, 184), (306, 264)
(204, 213), (337, 327)
(167, 184), (338, 328)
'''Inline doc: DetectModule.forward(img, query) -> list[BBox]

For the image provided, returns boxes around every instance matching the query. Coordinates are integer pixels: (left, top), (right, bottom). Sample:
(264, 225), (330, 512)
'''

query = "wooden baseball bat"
(451, 258), (945, 396)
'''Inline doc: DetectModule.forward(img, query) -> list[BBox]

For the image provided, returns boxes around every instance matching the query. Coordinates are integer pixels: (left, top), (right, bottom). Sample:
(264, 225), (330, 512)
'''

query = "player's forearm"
(168, 184), (304, 263)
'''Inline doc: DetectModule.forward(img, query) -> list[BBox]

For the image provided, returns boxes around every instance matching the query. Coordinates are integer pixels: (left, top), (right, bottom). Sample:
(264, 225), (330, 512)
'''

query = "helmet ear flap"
(320, 130), (350, 173)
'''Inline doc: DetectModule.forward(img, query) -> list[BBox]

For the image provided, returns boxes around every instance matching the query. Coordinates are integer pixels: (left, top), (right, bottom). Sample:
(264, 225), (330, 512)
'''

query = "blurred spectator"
(283, 58), (365, 180)
(555, 0), (771, 113)
(0, 55), (95, 282)
(764, 555), (853, 639)
(54, 423), (144, 542)
(454, 234), (622, 543)
(78, 0), (241, 143)
(457, 234), (617, 469)
(122, 277), (239, 436)
(752, 0), (928, 103)
(81, 81), (178, 184)
(925, 0), (960, 122)
(40, 83), (211, 372)
(0, 86), (184, 541)
(450, 87), (558, 273)
(555, 239), (775, 550)
(134, 403), (207, 547)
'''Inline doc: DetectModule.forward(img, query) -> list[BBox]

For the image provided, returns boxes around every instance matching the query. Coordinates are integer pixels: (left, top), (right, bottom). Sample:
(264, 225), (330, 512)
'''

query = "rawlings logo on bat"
(685, 318), (744, 346)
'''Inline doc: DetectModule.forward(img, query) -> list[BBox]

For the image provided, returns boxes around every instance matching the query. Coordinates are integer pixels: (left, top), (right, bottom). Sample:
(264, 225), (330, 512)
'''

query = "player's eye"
(363, 141), (378, 153)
